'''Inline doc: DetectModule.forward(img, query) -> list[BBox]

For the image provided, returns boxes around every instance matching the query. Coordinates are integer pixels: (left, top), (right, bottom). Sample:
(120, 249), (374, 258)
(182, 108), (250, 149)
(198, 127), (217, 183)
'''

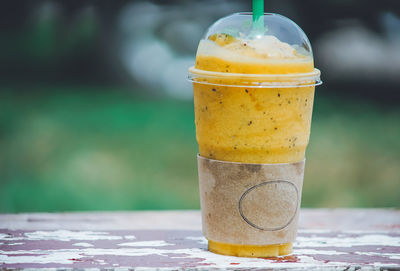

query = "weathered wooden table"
(1, 209), (399, 270)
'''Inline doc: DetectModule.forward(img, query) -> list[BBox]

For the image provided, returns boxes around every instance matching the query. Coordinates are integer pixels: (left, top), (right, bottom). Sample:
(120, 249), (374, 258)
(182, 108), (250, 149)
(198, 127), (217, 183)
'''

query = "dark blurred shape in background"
(0, 0), (399, 212)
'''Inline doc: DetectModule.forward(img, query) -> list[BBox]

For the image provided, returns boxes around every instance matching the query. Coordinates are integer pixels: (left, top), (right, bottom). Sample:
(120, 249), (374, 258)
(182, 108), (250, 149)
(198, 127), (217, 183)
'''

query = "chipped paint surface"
(0, 229), (399, 269)
(72, 243), (94, 247)
(25, 230), (123, 241)
(185, 236), (208, 245)
(295, 234), (400, 247)
(118, 241), (173, 247)
(0, 210), (400, 270)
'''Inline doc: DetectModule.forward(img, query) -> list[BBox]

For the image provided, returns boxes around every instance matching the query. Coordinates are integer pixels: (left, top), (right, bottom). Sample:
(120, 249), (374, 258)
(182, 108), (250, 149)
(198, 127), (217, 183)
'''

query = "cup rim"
(188, 67), (322, 88)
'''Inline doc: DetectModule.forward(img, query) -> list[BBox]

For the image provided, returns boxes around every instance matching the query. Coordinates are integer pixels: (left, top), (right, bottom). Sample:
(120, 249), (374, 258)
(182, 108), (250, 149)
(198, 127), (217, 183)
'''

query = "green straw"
(252, 0), (264, 35)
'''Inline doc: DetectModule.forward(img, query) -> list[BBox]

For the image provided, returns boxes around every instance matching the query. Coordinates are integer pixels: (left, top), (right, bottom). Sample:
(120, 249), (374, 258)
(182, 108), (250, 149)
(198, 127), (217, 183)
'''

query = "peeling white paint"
(342, 230), (400, 234)
(117, 241), (173, 247)
(298, 229), (333, 234)
(24, 230), (123, 241)
(355, 251), (400, 260)
(1, 230), (399, 269)
(185, 236), (208, 245)
(0, 247), (330, 268)
(72, 242), (94, 247)
(296, 234), (400, 248)
(1, 245), (399, 268)
(321, 259), (400, 270)
(95, 259), (106, 265)
(124, 235), (136, 240)
(0, 251), (82, 264)
(0, 233), (24, 241)
(294, 249), (346, 255)
(0, 231), (123, 242)
(299, 229), (396, 234)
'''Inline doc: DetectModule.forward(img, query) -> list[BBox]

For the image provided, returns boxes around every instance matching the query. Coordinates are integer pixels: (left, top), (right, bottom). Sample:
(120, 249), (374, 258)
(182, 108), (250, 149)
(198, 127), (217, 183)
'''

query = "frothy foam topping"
(197, 34), (311, 63)
(244, 36), (296, 58)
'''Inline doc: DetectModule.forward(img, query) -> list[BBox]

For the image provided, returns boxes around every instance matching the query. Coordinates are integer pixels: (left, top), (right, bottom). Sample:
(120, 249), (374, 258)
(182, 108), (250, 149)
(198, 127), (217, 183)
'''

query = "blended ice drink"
(188, 11), (321, 257)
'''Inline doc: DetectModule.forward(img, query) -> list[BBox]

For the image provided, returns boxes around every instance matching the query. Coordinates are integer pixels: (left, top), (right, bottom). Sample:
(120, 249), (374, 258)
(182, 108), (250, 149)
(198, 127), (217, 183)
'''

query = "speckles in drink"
(200, 106), (208, 113)
(287, 137), (298, 148)
(193, 78), (315, 164)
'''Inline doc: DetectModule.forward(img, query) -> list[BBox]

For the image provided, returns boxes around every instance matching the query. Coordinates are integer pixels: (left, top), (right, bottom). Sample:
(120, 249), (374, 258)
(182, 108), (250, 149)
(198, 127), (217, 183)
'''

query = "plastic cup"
(188, 13), (321, 257)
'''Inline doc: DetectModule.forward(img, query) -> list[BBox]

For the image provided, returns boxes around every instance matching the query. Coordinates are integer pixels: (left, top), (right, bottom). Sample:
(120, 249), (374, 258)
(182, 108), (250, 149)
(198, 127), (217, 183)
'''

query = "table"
(1, 209), (399, 270)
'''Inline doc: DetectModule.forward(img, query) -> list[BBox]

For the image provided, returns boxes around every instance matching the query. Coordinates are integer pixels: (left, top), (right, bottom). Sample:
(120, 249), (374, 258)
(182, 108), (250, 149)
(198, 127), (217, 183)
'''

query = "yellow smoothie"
(192, 34), (316, 257)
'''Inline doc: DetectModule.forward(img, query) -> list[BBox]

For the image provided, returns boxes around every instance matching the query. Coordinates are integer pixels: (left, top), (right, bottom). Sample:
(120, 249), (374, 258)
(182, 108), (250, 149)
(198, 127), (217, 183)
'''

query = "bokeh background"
(1, 0), (399, 212)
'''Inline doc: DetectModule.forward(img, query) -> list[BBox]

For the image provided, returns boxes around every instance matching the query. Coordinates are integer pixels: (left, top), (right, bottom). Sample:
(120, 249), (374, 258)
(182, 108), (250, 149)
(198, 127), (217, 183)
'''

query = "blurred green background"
(0, 0), (399, 212)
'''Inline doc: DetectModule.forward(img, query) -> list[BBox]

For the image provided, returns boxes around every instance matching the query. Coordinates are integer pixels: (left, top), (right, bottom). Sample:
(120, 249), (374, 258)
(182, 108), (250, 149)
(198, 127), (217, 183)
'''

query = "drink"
(188, 13), (321, 257)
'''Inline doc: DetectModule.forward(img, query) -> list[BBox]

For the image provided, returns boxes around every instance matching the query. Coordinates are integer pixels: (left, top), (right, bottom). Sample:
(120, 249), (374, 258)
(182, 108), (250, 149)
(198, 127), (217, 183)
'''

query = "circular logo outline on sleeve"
(238, 180), (299, 231)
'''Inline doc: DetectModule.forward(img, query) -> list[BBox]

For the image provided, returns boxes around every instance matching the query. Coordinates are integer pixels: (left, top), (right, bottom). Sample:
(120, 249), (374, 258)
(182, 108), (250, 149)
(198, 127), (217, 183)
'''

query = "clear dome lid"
(188, 13), (321, 88)
(204, 12), (313, 57)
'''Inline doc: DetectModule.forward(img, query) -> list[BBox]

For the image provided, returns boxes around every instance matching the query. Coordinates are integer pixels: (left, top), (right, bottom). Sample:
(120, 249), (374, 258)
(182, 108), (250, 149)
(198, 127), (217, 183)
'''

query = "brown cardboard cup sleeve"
(197, 155), (305, 245)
